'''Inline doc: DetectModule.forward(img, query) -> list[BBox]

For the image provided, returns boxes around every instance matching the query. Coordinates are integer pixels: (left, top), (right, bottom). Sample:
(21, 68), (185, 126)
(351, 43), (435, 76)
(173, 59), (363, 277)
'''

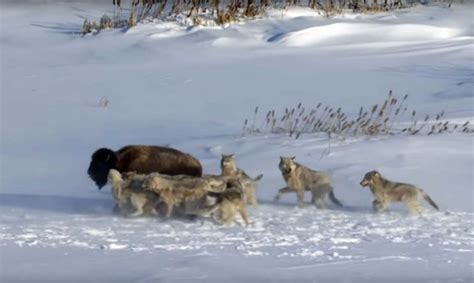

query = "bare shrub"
(242, 91), (473, 139)
(79, 0), (464, 34)
(81, 19), (92, 35)
(100, 15), (113, 29)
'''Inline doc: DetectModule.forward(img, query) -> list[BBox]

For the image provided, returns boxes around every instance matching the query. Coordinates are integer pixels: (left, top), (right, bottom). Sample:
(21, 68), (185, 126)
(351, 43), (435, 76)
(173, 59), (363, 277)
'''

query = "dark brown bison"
(87, 145), (203, 189)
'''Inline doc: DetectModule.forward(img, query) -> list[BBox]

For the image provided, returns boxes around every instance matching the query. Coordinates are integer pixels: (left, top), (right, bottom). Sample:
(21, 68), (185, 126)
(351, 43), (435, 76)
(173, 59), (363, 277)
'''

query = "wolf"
(107, 169), (161, 217)
(142, 174), (232, 217)
(360, 170), (439, 214)
(274, 156), (343, 208)
(220, 154), (263, 206)
(205, 179), (249, 226)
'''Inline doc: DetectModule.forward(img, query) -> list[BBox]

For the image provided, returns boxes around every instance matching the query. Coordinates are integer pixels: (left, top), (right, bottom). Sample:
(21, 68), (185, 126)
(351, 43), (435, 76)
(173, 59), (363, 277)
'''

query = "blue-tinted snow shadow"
(0, 193), (114, 215)
(0, 192), (377, 217)
(258, 199), (372, 214)
(30, 22), (83, 35)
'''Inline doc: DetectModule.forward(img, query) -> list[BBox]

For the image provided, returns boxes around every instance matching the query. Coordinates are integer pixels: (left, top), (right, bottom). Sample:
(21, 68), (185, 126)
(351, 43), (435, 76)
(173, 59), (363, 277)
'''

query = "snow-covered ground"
(1, 1), (473, 282)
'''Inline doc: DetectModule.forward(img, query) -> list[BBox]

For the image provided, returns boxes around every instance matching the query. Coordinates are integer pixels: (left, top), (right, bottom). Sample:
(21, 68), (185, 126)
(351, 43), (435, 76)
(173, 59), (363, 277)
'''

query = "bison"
(87, 145), (203, 189)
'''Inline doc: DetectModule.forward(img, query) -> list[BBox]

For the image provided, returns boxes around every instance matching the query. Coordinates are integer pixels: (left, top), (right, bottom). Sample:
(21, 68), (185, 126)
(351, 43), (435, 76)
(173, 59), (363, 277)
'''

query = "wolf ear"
(230, 154), (235, 158)
(290, 156), (296, 160)
(373, 170), (379, 176)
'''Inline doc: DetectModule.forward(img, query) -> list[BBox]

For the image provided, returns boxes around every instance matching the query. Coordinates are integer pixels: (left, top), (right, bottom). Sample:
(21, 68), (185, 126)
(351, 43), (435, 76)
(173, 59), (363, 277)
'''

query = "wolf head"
(87, 148), (119, 189)
(220, 154), (236, 170)
(279, 156), (296, 175)
(142, 175), (161, 191)
(360, 170), (380, 187)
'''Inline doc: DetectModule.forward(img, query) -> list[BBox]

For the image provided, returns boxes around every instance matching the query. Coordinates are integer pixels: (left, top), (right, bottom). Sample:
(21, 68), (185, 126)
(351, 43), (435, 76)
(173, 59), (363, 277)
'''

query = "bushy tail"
(329, 190), (343, 207)
(252, 174), (263, 182)
(421, 190), (439, 211)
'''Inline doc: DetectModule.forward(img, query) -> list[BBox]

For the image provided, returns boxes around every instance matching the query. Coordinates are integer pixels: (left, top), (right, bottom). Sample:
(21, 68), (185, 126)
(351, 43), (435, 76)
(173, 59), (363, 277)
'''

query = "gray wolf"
(360, 170), (439, 214)
(107, 169), (161, 217)
(220, 154), (263, 206)
(275, 156), (342, 208)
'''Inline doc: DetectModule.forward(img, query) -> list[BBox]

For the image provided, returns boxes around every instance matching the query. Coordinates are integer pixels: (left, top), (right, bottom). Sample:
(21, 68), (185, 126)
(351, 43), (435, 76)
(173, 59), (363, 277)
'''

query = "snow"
(271, 23), (460, 47)
(1, 1), (473, 282)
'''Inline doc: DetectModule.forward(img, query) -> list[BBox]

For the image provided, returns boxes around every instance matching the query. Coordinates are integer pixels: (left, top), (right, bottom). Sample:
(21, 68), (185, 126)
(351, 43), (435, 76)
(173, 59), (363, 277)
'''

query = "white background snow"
(0, 1), (473, 282)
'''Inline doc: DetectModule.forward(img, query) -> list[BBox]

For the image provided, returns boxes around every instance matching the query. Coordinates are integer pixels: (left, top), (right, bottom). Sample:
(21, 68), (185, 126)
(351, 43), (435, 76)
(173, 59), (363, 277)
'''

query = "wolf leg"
(238, 206), (249, 226)
(126, 195), (146, 217)
(274, 187), (292, 202)
(406, 201), (423, 215)
(296, 190), (305, 207)
(246, 184), (258, 207)
(372, 200), (387, 213)
(314, 198), (326, 209)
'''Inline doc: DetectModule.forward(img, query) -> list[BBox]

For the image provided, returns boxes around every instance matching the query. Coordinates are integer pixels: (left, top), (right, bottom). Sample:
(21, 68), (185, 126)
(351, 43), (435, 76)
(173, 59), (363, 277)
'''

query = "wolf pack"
(87, 145), (439, 226)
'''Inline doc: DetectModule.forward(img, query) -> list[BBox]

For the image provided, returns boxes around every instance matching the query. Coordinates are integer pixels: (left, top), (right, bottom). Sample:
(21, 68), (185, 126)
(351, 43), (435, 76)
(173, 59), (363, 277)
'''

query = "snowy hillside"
(1, 1), (473, 282)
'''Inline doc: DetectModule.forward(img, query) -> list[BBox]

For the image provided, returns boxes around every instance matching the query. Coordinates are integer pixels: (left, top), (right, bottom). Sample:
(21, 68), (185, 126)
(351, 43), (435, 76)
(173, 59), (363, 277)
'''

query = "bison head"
(87, 148), (118, 189)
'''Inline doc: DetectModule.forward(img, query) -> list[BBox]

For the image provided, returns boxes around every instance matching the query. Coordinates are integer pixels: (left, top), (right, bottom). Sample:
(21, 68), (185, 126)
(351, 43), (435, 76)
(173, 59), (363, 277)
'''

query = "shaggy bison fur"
(87, 145), (203, 189)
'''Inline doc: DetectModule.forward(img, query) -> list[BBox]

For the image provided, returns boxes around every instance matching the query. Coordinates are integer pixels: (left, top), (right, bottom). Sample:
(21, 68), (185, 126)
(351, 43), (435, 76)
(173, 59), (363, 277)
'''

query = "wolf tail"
(329, 190), (343, 207)
(252, 174), (263, 182)
(421, 190), (439, 211)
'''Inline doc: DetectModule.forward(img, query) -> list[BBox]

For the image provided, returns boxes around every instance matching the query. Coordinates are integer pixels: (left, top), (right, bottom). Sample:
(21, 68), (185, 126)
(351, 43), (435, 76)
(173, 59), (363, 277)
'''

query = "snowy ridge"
(269, 23), (460, 47)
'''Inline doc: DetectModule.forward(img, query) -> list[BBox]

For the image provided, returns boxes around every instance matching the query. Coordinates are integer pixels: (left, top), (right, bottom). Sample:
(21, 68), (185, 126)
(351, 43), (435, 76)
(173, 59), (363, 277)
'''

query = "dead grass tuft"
(242, 90), (473, 139)
(79, 0), (465, 34)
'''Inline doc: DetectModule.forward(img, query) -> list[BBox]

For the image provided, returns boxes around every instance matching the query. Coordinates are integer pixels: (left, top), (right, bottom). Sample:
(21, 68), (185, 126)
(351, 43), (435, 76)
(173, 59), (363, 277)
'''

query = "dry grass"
(242, 90), (473, 139)
(79, 0), (458, 34)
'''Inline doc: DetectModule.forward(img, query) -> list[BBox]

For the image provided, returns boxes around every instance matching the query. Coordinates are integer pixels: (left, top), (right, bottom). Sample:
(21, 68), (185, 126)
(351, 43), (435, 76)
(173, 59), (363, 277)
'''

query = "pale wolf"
(220, 154), (263, 206)
(142, 174), (232, 217)
(207, 179), (249, 226)
(107, 169), (161, 217)
(360, 170), (439, 214)
(274, 156), (343, 208)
